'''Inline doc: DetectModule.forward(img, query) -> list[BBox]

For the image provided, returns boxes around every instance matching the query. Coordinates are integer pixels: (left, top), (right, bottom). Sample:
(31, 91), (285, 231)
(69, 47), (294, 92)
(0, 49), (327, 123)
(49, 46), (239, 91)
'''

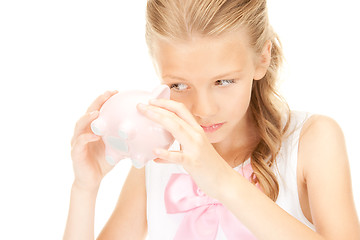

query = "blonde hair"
(145, 0), (290, 201)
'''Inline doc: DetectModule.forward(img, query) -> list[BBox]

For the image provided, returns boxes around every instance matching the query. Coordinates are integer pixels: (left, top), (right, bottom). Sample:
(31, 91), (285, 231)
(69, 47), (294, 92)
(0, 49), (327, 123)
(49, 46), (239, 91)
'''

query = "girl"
(64, 0), (360, 239)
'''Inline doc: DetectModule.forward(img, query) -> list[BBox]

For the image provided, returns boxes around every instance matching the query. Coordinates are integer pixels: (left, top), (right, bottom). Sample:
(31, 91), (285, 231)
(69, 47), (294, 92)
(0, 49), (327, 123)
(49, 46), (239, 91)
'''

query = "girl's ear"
(254, 40), (272, 81)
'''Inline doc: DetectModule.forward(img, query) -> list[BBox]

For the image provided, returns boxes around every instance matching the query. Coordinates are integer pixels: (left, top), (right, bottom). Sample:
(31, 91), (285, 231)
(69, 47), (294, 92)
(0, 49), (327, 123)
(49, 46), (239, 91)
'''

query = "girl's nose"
(191, 92), (218, 119)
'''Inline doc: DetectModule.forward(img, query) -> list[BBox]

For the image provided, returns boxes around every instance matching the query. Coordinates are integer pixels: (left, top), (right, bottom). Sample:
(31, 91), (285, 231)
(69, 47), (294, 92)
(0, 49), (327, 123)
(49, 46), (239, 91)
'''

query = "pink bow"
(164, 162), (258, 240)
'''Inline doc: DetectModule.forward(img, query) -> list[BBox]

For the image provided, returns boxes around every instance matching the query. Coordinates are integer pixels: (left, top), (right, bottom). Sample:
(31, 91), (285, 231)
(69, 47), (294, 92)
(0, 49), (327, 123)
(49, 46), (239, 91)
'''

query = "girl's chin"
(205, 124), (235, 144)
(205, 132), (226, 144)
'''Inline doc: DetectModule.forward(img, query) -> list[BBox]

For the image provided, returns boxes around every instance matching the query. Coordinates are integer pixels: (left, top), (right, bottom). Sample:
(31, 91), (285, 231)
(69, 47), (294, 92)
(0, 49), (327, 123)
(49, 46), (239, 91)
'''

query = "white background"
(0, 0), (359, 239)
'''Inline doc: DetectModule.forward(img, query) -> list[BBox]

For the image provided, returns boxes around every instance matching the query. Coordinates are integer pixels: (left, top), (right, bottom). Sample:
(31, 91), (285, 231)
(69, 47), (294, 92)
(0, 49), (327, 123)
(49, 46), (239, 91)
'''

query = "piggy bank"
(90, 85), (175, 168)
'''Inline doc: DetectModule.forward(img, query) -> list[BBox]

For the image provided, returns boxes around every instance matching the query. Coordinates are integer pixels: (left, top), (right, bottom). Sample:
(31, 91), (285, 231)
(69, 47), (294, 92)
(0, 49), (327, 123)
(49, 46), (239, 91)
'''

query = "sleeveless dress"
(145, 111), (315, 239)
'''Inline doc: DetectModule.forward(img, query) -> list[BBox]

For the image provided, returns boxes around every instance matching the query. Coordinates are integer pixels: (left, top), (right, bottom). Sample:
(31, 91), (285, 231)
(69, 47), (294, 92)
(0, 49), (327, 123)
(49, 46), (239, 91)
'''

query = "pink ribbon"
(164, 162), (259, 240)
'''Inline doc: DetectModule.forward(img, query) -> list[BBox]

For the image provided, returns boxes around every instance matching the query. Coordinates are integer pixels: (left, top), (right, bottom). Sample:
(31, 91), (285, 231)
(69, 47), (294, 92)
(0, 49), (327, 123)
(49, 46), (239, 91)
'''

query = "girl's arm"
(63, 166), (148, 240)
(97, 166), (148, 240)
(63, 183), (99, 240)
(218, 115), (360, 240)
(63, 91), (118, 240)
(297, 115), (360, 238)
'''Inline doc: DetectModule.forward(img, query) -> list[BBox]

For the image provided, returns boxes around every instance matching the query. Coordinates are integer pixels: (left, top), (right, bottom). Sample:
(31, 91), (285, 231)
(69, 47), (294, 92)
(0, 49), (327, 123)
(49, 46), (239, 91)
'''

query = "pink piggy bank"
(91, 85), (175, 168)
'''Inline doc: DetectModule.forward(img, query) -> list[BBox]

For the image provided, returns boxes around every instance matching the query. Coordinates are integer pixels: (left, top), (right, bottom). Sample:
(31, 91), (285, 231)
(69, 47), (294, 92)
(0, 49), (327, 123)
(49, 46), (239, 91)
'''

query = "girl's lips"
(200, 122), (225, 133)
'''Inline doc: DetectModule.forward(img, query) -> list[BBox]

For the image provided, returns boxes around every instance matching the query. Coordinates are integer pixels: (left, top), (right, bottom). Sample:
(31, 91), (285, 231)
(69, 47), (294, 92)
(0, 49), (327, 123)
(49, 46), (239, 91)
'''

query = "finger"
(153, 149), (185, 164)
(137, 103), (199, 146)
(149, 98), (202, 131)
(71, 111), (99, 146)
(153, 158), (172, 164)
(86, 90), (118, 113)
(71, 133), (101, 156)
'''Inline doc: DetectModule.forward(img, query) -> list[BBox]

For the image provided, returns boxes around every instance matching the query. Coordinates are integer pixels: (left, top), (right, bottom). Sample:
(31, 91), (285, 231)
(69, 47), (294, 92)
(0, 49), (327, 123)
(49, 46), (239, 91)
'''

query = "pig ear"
(151, 84), (170, 99)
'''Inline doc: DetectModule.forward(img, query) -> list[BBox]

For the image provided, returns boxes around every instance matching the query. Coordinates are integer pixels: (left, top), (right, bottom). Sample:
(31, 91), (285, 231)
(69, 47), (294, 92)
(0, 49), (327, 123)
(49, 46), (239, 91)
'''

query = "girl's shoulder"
(299, 114), (343, 142)
(282, 110), (346, 182)
(285, 110), (342, 136)
(297, 112), (346, 178)
(281, 111), (341, 144)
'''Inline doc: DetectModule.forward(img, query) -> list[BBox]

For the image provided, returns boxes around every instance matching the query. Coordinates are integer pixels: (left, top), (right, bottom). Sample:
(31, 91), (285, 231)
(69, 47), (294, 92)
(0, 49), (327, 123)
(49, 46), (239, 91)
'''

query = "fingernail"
(149, 99), (157, 104)
(137, 103), (147, 109)
(154, 148), (164, 155)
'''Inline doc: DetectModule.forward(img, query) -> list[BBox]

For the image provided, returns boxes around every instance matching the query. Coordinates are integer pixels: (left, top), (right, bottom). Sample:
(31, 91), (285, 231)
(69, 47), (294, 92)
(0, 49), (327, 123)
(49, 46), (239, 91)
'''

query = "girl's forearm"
(63, 183), (100, 240)
(217, 170), (324, 240)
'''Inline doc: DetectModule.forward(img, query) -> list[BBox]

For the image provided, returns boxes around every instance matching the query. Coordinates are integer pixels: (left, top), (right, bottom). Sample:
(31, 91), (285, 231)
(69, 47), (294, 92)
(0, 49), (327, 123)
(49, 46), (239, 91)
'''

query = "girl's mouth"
(201, 123), (225, 133)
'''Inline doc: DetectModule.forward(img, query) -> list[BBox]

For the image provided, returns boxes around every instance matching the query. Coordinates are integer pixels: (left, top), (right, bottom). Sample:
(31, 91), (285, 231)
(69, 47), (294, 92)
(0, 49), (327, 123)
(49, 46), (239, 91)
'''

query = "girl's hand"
(137, 99), (234, 199)
(70, 90), (118, 191)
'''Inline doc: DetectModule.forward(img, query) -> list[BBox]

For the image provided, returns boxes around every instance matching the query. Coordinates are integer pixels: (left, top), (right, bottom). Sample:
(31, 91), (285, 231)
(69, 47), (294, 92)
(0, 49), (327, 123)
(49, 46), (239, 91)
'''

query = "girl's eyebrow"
(162, 70), (243, 82)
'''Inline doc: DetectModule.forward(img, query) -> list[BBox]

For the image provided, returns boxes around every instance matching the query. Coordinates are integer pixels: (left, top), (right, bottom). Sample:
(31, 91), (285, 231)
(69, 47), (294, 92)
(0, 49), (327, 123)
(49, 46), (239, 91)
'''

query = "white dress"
(145, 111), (315, 239)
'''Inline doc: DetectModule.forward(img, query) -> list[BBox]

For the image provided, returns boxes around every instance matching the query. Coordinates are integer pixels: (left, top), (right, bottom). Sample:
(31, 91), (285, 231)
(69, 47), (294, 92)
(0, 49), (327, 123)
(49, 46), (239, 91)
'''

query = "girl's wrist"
(216, 167), (245, 203)
(72, 179), (101, 195)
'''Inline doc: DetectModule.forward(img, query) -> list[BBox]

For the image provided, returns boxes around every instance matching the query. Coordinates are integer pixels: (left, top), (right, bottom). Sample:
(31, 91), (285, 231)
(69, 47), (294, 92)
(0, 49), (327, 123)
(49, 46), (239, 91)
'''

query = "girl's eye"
(169, 83), (188, 91)
(169, 79), (235, 91)
(215, 79), (236, 86)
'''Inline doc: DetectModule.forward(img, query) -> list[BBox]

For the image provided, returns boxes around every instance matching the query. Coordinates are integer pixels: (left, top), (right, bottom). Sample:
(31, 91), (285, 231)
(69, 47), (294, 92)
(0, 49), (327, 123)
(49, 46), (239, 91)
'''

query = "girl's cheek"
(171, 94), (191, 106)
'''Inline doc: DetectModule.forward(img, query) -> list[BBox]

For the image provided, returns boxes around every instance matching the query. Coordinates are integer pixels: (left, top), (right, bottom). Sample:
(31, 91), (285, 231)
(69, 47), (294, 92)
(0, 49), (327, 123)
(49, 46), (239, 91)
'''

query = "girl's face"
(152, 30), (269, 144)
